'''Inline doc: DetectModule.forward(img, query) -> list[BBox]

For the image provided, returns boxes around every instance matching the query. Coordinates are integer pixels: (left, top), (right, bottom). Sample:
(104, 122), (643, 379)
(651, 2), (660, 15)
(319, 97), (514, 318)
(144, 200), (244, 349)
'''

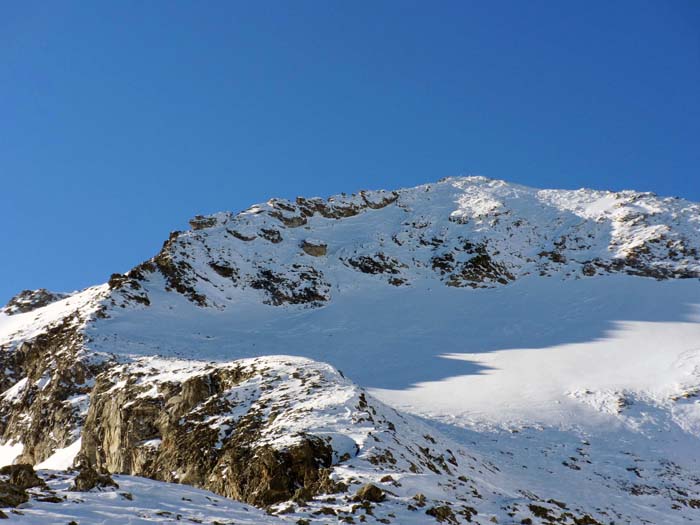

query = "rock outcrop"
(0, 464), (45, 508)
(77, 356), (466, 508)
(0, 295), (112, 465)
(300, 239), (327, 257)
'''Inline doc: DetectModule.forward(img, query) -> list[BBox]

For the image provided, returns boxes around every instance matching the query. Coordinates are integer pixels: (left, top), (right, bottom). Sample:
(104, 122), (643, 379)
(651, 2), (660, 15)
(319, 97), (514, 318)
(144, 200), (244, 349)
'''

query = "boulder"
(301, 240), (327, 257)
(70, 465), (119, 492)
(0, 482), (28, 508)
(354, 483), (385, 503)
(0, 464), (45, 489)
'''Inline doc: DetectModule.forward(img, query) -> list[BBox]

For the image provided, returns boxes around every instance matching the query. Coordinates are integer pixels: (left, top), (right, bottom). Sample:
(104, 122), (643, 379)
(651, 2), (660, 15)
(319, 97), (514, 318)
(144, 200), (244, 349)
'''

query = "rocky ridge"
(1, 177), (700, 524)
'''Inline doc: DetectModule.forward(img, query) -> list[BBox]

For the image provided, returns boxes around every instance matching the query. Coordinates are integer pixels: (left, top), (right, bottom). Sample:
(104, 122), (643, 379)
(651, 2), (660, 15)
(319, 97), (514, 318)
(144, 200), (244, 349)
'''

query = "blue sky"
(1, 1), (699, 303)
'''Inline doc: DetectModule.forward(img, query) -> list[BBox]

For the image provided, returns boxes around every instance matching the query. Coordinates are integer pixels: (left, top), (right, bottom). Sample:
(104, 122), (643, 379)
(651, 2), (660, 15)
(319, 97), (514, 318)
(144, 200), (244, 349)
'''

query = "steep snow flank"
(35, 438), (82, 470)
(91, 275), (700, 423)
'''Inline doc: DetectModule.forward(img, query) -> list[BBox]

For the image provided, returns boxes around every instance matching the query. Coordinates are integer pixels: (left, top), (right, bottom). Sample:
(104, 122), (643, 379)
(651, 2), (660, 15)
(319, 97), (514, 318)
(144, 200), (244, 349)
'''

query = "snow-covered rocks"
(1, 176), (700, 524)
(102, 176), (700, 311)
(78, 355), (482, 513)
(2, 289), (70, 316)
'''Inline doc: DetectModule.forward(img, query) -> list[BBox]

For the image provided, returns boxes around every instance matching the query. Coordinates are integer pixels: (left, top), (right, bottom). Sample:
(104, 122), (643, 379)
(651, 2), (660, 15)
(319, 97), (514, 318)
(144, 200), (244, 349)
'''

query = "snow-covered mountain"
(1, 176), (699, 524)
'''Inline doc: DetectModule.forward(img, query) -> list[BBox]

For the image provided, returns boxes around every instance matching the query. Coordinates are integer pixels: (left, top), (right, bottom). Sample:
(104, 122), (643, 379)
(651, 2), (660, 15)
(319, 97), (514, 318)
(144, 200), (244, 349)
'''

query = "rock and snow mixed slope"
(1, 176), (700, 524)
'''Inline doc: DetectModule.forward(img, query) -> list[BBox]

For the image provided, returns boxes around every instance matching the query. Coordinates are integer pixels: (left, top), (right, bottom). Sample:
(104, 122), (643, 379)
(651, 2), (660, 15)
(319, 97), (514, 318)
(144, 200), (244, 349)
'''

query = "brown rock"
(189, 215), (218, 230)
(80, 364), (338, 507)
(353, 483), (385, 503)
(0, 482), (28, 508)
(301, 240), (327, 257)
(70, 465), (119, 492)
(0, 464), (45, 490)
(425, 505), (457, 523)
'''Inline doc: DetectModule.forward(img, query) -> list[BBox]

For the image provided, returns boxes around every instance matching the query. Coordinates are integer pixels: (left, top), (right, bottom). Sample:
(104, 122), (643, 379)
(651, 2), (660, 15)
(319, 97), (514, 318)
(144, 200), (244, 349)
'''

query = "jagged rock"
(446, 251), (513, 288)
(151, 235), (208, 306)
(227, 229), (256, 241)
(0, 482), (28, 508)
(209, 262), (238, 280)
(189, 215), (218, 230)
(250, 267), (330, 306)
(260, 228), (283, 243)
(345, 253), (405, 275)
(71, 355), (471, 512)
(3, 289), (68, 315)
(70, 465), (118, 492)
(210, 438), (334, 505)
(35, 495), (63, 503)
(582, 263), (597, 276)
(354, 483), (385, 502)
(0, 464), (45, 489)
(79, 359), (341, 506)
(426, 504), (457, 523)
(0, 311), (112, 465)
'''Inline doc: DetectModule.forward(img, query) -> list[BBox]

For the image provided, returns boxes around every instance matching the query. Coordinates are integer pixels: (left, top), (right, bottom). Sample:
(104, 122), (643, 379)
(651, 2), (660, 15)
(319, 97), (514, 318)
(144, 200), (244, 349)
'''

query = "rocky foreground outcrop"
(80, 357), (343, 506)
(78, 356), (475, 511)
(0, 352), (618, 524)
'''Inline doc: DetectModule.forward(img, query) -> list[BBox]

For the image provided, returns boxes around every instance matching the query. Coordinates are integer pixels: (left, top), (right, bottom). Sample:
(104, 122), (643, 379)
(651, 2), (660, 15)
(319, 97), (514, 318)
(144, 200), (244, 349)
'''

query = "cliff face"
(77, 356), (481, 511)
(79, 358), (340, 507)
(1, 177), (700, 524)
(0, 288), (112, 465)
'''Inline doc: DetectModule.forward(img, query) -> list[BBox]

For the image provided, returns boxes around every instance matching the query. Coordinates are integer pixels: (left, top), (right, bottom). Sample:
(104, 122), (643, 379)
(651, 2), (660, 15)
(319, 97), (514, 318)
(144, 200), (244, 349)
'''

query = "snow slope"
(1, 176), (700, 524)
(5, 471), (293, 524)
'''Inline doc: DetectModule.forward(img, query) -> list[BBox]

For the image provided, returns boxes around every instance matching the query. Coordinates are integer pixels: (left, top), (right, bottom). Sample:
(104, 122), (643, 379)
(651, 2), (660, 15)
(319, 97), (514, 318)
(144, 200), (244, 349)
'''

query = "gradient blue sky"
(2, 1), (699, 303)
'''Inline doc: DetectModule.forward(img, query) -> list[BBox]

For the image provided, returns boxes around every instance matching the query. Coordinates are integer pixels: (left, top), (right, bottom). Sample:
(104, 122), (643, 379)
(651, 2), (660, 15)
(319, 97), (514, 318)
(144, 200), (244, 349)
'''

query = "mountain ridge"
(1, 176), (700, 524)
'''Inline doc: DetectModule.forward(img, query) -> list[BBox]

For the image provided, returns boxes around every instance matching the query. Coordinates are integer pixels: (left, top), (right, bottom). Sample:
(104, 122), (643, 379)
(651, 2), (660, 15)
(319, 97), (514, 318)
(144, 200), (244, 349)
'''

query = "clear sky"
(1, 1), (699, 303)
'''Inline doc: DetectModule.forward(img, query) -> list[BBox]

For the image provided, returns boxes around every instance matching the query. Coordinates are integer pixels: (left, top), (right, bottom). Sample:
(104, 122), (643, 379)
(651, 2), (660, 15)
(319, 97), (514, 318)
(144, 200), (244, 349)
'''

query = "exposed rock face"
(426, 504), (458, 523)
(345, 252), (406, 275)
(0, 481), (28, 508)
(0, 464), (46, 508)
(79, 358), (339, 505)
(250, 266), (330, 306)
(0, 305), (112, 465)
(354, 483), (385, 502)
(76, 356), (471, 510)
(189, 215), (219, 230)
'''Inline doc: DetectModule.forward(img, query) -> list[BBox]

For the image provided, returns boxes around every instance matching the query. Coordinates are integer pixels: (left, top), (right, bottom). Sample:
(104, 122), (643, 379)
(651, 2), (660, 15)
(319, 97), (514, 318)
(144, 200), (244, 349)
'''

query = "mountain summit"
(107, 175), (700, 310)
(2, 177), (700, 524)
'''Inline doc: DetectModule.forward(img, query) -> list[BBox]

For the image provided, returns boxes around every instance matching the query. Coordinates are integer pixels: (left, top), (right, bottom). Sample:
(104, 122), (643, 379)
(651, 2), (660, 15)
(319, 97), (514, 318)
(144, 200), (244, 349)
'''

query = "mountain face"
(1, 176), (700, 524)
